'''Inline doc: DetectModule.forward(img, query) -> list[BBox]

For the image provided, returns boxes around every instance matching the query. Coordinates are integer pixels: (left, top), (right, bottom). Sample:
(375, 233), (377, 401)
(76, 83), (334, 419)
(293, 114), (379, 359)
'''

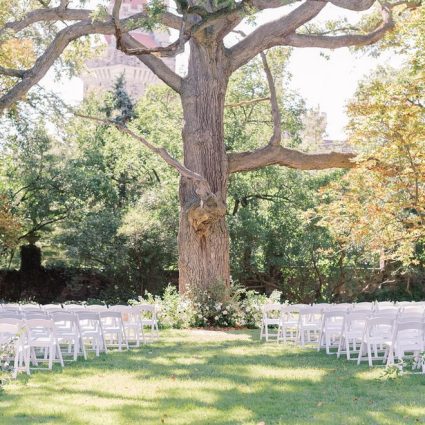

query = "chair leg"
(346, 336), (351, 360)
(367, 343), (373, 367)
(57, 344), (64, 367)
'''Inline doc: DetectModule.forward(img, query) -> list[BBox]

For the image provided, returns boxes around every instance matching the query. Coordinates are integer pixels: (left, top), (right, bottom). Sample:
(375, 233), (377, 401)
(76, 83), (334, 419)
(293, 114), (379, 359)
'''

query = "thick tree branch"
(283, 4), (395, 48)
(1, 6), (181, 36)
(119, 34), (183, 93)
(229, 1), (326, 72)
(0, 7), (92, 38)
(113, 0), (188, 58)
(251, 0), (376, 12)
(0, 11), (181, 112)
(328, 0), (375, 10)
(112, 0), (182, 92)
(0, 66), (26, 78)
(260, 52), (281, 146)
(228, 144), (356, 173)
(74, 112), (213, 200)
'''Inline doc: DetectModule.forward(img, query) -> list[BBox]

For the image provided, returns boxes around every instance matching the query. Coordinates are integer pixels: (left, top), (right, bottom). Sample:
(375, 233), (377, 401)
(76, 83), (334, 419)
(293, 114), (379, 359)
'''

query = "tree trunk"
(178, 39), (231, 292)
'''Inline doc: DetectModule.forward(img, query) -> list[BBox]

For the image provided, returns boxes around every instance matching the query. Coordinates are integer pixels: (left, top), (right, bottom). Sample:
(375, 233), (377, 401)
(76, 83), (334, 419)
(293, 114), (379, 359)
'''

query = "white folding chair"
(51, 312), (87, 361)
(24, 318), (64, 371)
(318, 311), (347, 354)
(260, 303), (282, 342)
(0, 318), (29, 376)
(76, 311), (106, 356)
(137, 305), (159, 341)
(357, 316), (395, 366)
(99, 311), (128, 351)
(297, 306), (323, 347)
(110, 305), (144, 347)
(385, 321), (425, 369)
(278, 305), (300, 343)
(337, 310), (370, 360)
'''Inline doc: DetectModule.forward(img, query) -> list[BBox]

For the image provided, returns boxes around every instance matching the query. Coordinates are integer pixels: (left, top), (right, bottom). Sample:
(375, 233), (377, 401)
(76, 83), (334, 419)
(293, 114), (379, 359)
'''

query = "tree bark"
(178, 39), (231, 292)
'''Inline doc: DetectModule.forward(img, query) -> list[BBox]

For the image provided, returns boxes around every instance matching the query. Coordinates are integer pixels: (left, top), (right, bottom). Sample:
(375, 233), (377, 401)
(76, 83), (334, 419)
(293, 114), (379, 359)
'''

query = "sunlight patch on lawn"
(392, 405), (425, 418)
(354, 368), (384, 381)
(244, 365), (327, 381)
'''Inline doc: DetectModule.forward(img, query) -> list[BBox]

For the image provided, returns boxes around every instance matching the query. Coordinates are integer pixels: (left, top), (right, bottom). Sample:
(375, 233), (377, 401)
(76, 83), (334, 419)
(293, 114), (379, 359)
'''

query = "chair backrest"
(330, 303), (352, 311)
(344, 311), (369, 330)
(63, 304), (86, 311)
(24, 312), (49, 320)
(261, 303), (282, 316)
(0, 311), (22, 319)
(0, 318), (23, 337)
(99, 311), (122, 319)
(323, 310), (347, 320)
(392, 321), (425, 347)
(20, 304), (41, 311)
(375, 301), (395, 309)
(76, 311), (100, 321)
(86, 305), (108, 312)
(354, 302), (374, 311)
(50, 311), (77, 321)
(298, 306), (323, 323)
(136, 304), (158, 319)
(398, 312), (424, 323)
(397, 301), (415, 307)
(401, 305), (425, 314)
(365, 316), (395, 338)
(109, 305), (131, 313)
(25, 319), (55, 337)
(2, 304), (20, 312)
(51, 312), (79, 332)
(395, 321), (424, 332)
(43, 304), (63, 311)
(373, 308), (399, 318)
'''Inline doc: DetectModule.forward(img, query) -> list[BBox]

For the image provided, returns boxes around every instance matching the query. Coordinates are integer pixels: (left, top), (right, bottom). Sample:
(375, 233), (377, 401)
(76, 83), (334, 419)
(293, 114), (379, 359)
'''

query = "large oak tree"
(0, 0), (415, 292)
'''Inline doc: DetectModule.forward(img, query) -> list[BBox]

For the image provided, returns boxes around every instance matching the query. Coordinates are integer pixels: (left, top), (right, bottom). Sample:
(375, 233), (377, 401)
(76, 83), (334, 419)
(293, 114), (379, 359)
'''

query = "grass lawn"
(1, 329), (424, 425)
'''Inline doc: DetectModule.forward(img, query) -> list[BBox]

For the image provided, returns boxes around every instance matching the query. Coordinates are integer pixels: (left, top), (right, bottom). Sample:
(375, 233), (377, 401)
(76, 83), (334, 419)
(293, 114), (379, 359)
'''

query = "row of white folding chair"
(1, 310), (121, 359)
(336, 312), (425, 366)
(1, 304), (158, 346)
(260, 302), (425, 343)
(357, 318), (425, 368)
(323, 309), (425, 358)
(0, 317), (63, 375)
(52, 310), (127, 353)
(384, 321), (425, 370)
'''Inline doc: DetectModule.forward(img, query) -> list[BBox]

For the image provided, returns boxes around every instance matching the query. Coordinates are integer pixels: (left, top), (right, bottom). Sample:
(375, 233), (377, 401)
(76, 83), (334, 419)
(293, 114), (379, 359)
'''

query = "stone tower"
(81, 0), (176, 99)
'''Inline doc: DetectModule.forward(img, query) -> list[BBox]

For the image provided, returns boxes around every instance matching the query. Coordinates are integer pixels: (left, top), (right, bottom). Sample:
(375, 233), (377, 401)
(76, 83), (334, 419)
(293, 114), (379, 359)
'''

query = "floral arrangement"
(129, 283), (283, 329)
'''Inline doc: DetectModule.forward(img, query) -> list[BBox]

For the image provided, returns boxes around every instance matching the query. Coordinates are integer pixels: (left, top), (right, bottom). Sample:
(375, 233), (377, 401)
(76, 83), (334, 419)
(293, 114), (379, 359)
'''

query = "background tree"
(314, 6), (425, 296)
(0, 0), (420, 292)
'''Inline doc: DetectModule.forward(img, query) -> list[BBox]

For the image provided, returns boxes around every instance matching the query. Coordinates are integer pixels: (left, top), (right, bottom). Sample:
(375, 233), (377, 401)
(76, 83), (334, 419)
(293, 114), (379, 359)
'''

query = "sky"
(41, 2), (402, 140)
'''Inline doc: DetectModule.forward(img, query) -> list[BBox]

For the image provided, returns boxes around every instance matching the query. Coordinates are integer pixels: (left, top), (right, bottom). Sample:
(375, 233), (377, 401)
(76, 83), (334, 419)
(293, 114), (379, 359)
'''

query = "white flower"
(223, 310), (228, 315)
(214, 316), (219, 321)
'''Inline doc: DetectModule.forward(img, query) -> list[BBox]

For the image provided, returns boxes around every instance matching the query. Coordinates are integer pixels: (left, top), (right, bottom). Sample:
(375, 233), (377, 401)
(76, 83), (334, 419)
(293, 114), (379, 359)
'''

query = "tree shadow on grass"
(1, 329), (424, 425)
